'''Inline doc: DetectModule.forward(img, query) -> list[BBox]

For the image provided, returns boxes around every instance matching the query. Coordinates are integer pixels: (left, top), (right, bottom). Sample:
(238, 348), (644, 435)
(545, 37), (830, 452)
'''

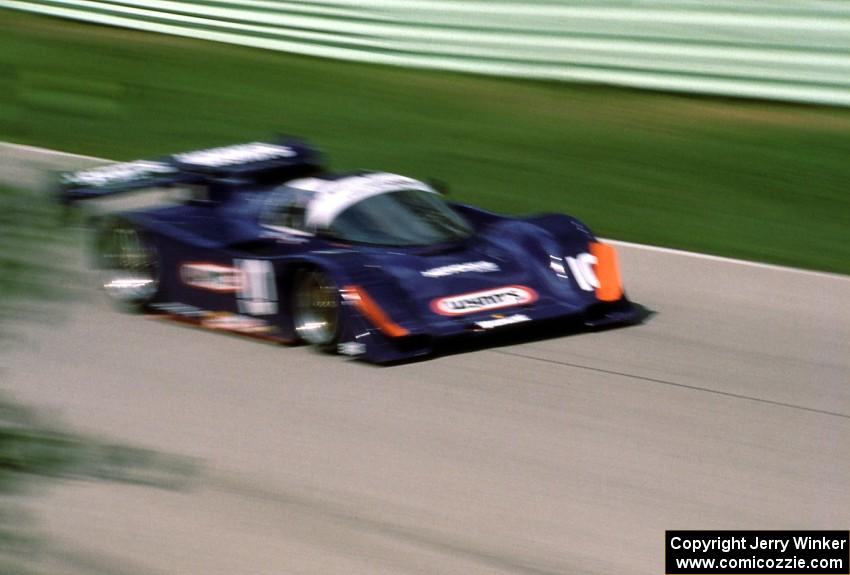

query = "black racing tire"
(92, 218), (159, 311)
(291, 268), (341, 350)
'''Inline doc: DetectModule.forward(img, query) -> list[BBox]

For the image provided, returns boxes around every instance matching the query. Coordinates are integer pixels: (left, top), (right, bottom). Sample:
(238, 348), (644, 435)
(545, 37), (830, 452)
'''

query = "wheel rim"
(98, 225), (158, 305)
(294, 270), (339, 346)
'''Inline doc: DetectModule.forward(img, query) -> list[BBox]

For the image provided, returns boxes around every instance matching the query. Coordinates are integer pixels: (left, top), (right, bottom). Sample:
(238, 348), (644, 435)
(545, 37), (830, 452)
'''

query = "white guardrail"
(2, 0), (850, 106)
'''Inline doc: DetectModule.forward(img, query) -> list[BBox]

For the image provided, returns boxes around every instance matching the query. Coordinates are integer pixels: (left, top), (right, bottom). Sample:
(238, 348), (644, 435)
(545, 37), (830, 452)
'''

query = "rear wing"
(60, 138), (322, 203)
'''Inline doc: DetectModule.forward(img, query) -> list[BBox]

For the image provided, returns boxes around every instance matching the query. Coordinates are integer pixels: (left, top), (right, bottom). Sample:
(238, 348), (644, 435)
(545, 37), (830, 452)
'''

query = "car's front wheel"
(292, 268), (340, 349)
(93, 219), (159, 310)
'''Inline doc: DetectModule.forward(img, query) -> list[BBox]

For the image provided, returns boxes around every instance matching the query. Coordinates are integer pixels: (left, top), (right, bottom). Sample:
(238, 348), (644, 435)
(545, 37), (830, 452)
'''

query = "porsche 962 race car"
(61, 139), (642, 363)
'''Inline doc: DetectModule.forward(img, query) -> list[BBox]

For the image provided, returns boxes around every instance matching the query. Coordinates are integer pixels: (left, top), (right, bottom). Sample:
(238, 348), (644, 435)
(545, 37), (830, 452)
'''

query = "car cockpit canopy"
(262, 173), (472, 246)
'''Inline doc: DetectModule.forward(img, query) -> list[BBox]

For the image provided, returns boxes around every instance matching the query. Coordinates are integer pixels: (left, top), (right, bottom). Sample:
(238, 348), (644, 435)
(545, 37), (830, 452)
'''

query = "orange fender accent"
(590, 242), (624, 302)
(342, 285), (410, 338)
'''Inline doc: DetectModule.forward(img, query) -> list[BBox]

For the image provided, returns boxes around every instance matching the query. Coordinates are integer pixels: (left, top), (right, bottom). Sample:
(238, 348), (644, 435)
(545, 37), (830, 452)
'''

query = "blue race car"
(61, 139), (642, 363)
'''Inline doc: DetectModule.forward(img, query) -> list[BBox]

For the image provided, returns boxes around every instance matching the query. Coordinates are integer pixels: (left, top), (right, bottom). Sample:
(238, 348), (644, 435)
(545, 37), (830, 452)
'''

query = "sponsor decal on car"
(150, 302), (206, 318)
(201, 312), (271, 333)
(474, 314), (531, 330)
(431, 285), (537, 316)
(62, 160), (176, 188)
(420, 261), (500, 278)
(173, 142), (296, 167)
(150, 303), (279, 337)
(337, 341), (367, 356)
(235, 259), (278, 315)
(180, 262), (244, 293)
(259, 230), (310, 244)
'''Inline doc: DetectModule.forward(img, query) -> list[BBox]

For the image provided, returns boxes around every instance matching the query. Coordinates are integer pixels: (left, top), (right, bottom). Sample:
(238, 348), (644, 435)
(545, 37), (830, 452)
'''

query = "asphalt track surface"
(2, 144), (849, 574)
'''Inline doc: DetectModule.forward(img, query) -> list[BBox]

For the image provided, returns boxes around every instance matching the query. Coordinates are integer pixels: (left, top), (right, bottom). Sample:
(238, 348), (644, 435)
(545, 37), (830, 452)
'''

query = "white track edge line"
(1, 141), (111, 161)
(2, 141), (847, 281)
(601, 239), (848, 282)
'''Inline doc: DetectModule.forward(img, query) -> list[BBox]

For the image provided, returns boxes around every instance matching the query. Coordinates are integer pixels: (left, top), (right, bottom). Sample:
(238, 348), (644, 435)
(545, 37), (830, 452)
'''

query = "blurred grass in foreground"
(0, 11), (849, 273)
(0, 184), (199, 573)
(0, 393), (199, 575)
(0, 185), (73, 321)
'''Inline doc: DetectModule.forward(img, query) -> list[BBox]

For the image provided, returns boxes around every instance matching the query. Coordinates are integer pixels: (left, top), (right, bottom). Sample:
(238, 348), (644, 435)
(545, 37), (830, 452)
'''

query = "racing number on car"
(235, 259), (278, 315)
(566, 253), (600, 292)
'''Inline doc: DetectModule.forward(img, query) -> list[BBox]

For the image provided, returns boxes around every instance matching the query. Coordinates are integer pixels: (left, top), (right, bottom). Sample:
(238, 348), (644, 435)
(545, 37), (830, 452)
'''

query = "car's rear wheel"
(93, 219), (159, 310)
(292, 268), (340, 349)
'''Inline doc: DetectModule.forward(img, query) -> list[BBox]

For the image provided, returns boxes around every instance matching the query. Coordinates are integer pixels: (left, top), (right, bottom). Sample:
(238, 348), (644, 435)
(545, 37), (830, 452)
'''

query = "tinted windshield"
(326, 189), (472, 247)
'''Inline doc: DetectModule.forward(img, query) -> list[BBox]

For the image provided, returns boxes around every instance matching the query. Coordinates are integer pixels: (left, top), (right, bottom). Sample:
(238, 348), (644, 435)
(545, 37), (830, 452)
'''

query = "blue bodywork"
(62, 139), (642, 363)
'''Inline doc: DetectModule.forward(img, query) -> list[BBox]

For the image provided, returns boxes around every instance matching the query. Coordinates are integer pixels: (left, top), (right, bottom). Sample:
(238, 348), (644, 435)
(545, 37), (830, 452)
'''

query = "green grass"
(1, 10), (849, 273)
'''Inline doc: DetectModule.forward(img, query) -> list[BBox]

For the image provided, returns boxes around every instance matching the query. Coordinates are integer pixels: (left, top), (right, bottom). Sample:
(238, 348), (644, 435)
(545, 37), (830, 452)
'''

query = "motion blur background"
(0, 2), (848, 574)
(2, 0), (849, 271)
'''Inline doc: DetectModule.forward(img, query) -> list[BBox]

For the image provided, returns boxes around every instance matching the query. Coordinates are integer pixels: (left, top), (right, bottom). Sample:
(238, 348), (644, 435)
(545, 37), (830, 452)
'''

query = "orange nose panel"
(342, 285), (410, 338)
(590, 242), (624, 302)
